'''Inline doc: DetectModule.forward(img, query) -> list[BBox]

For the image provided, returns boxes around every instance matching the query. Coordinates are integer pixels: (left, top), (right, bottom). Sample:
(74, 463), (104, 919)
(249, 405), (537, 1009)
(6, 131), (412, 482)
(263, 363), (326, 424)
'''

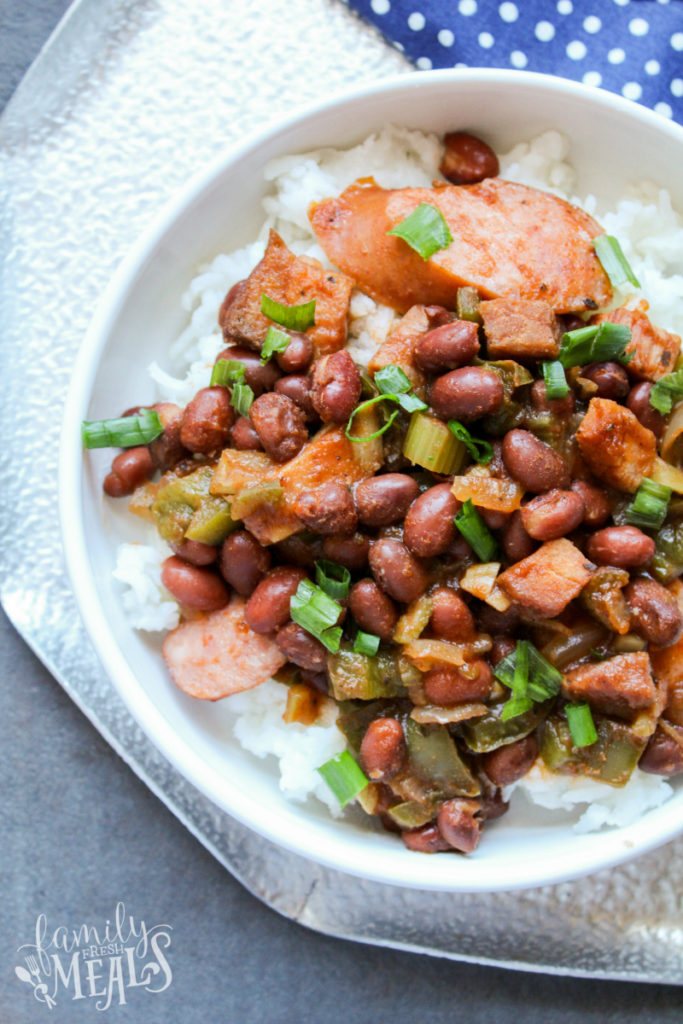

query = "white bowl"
(61, 70), (683, 892)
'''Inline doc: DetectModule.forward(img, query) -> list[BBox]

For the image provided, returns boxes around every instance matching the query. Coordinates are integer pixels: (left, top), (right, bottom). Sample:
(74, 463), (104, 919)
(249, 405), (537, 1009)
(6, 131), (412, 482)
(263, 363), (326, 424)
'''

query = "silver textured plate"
(2, 0), (683, 983)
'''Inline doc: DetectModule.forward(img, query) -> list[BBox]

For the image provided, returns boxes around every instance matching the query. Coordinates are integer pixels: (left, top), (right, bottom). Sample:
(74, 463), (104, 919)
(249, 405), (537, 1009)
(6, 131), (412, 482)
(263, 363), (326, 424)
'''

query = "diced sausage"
(480, 298), (561, 360)
(498, 538), (594, 619)
(593, 304), (681, 382)
(309, 179), (612, 315)
(162, 597), (287, 700)
(575, 397), (657, 493)
(562, 652), (656, 719)
(221, 229), (353, 356)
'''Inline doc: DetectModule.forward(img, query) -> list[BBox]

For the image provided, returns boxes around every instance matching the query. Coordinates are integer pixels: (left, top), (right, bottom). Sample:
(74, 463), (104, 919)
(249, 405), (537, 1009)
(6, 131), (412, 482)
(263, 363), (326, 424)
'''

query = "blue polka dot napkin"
(348, 0), (683, 123)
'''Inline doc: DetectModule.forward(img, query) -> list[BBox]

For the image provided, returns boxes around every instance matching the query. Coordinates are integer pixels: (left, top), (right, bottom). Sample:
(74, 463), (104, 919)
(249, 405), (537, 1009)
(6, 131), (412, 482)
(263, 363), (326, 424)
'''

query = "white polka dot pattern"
(352, 0), (683, 123)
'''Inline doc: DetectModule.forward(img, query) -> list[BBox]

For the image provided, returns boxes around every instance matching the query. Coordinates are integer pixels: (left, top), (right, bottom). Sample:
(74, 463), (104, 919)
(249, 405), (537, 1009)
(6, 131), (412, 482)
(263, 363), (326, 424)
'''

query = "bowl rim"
(60, 67), (683, 892)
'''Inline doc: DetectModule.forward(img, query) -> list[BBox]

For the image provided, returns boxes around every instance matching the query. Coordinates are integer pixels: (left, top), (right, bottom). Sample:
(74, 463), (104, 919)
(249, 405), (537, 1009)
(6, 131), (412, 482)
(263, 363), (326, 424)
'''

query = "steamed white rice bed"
(118, 126), (683, 828)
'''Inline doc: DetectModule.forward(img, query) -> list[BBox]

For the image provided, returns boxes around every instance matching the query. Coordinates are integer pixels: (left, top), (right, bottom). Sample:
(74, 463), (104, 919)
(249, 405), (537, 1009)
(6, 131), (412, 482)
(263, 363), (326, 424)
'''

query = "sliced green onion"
(494, 640), (563, 720)
(559, 321), (633, 369)
(541, 360), (570, 400)
(230, 383), (254, 417)
(650, 369), (683, 416)
(345, 395), (400, 443)
(211, 358), (246, 387)
(386, 202), (453, 261)
(81, 409), (162, 449)
(593, 235), (641, 290)
(315, 559), (351, 600)
(261, 293), (316, 331)
(447, 420), (493, 465)
(260, 325), (290, 364)
(317, 751), (368, 807)
(625, 477), (672, 530)
(402, 411), (466, 475)
(375, 364), (412, 395)
(454, 499), (498, 562)
(353, 631), (380, 657)
(501, 696), (534, 722)
(290, 578), (343, 653)
(397, 392), (428, 414)
(566, 702), (598, 748)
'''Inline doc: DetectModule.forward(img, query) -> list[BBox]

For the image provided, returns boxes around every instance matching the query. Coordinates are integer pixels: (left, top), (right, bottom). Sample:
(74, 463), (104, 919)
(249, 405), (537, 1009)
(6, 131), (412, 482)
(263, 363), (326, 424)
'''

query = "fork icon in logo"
(14, 955), (56, 1010)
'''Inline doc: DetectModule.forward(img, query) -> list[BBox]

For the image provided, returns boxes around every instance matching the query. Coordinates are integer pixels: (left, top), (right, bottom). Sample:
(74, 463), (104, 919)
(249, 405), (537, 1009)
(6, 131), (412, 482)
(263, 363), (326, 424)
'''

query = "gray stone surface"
(2, 2), (683, 1021)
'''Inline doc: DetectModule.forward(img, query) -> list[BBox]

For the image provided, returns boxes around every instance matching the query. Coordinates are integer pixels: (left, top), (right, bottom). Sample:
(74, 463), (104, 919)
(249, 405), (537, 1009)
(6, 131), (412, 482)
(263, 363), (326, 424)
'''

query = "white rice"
(113, 125), (683, 830)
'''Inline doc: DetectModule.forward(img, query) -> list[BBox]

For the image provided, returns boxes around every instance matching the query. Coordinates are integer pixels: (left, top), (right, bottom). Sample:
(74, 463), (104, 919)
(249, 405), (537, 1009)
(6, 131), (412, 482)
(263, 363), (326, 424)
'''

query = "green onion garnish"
(317, 751), (369, 808)
(290, 578), (343, 653)
(649, 369), (683, 415)
(541, 360), (570, 400)
(353, 631), (381, 657)
(230, 383), (255, 417)
(346, 395), (401, 443)
(81, 409), (163, 449)
(315, 559), (351, 600)
(260, 325), (290, 364)
(374, 363), (428, 415)
(386, 202), (453, 261)
(566, 702), (598, 748)
(211, 358), (246, 387)
(447, 421), (493, 465)
(261, 293), (316, 331)
(454, 499), (498, 562)
(593, 235), (641, 290)
(559, 322), (633, 369)
(625, 477), (672, 530)
(494, 639), (563, 720)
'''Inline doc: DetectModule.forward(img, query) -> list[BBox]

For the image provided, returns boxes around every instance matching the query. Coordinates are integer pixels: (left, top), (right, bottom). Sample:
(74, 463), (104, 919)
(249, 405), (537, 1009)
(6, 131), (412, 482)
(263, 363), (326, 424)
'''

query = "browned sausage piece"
(103, 446), (155, 497)
(360, 718), (406, 781)
(219, 530), (271, 595)
(437, 798), (482, 853)
(180, 386), (235, 454)
(520, 489), (585, 542)
(293, 483), (358, 535)
(639, 725), (683, 777)
(369, 539), (429, 605)
(585, 526), (655, 569)
(498, 538), (594, 620)
(562, 652), (656, 719)
(311, 350), (361, 423)
(348, 579), (398, 642)
(403, 483), (460, 558)
(249, 392), (308, 463)
(480, 298), (561, 361)
(354, 474), (420, 527)
(625, 578), (683, 648)
(482, 735), (538, 787)
(161, 556), (230, 612)
(245, 566), (308, 634)
(430, 587), (475, 642)
(275, 622), (327, 672)
(502, 429), (570, 494)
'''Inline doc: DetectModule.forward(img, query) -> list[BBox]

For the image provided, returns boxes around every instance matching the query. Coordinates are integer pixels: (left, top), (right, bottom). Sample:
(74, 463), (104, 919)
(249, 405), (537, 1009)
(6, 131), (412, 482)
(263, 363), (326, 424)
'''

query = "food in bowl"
(83, 124), (683, 855)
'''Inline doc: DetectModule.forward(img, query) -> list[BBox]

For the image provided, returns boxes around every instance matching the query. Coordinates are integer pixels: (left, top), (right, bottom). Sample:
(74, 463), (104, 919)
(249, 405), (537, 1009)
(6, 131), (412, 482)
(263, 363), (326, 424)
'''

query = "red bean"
(369, 538), (429, 604)
(403, 483), (460, 558)
(482, 735), (538, 787)
(429, 366), (504, 422)
(440, 132), (499, 185)
(229, 415), (263, 451)
(625, 578), (683, 647)
(218, 280), (246, 330)
(360, 718), (406, 781)
(217, 344), (281, 395)
(180, 386), (234, 454)
(423, 661), (493, 705)
(148, 402), (187, 471)
(627, 382), (666, 438)
(437, 798), (483, 853)
(501, 510), (536, 563)
(586, 526), (655, 568)
(170, 539), (218, 566)
(103, 446), (155, 497)
(430, 587), (475, 642)
(502, 429), (570, 493)
(322, 532), (371, 571)
(639, 726), (683, 777)
(276, 622), (327, 672)
(413, 320), (480, 374)
(476, 603), (520, 635)
(274, 375), (316, 421)
(161, 556), (230, 611)
(219, 530), (271, 595)
(311, 350), (361, 423)
(275, 533), (323, 568)
(520, 489), (585, 541)
(249, 393), (307, 463)
(293, 483), (358, 535)
(490, 636), (516, 666)
(245, 566), (308, 634)
(529, 378), (575, 417)
(476, 506), (510, 531)
(275, 333), (313, 373)
(570, 480), (610, 528)
(348, 579), (398, 641)
(581, 361), (630, 400)
(402, 824), (451, 853)
(354, 474), (420, 527)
